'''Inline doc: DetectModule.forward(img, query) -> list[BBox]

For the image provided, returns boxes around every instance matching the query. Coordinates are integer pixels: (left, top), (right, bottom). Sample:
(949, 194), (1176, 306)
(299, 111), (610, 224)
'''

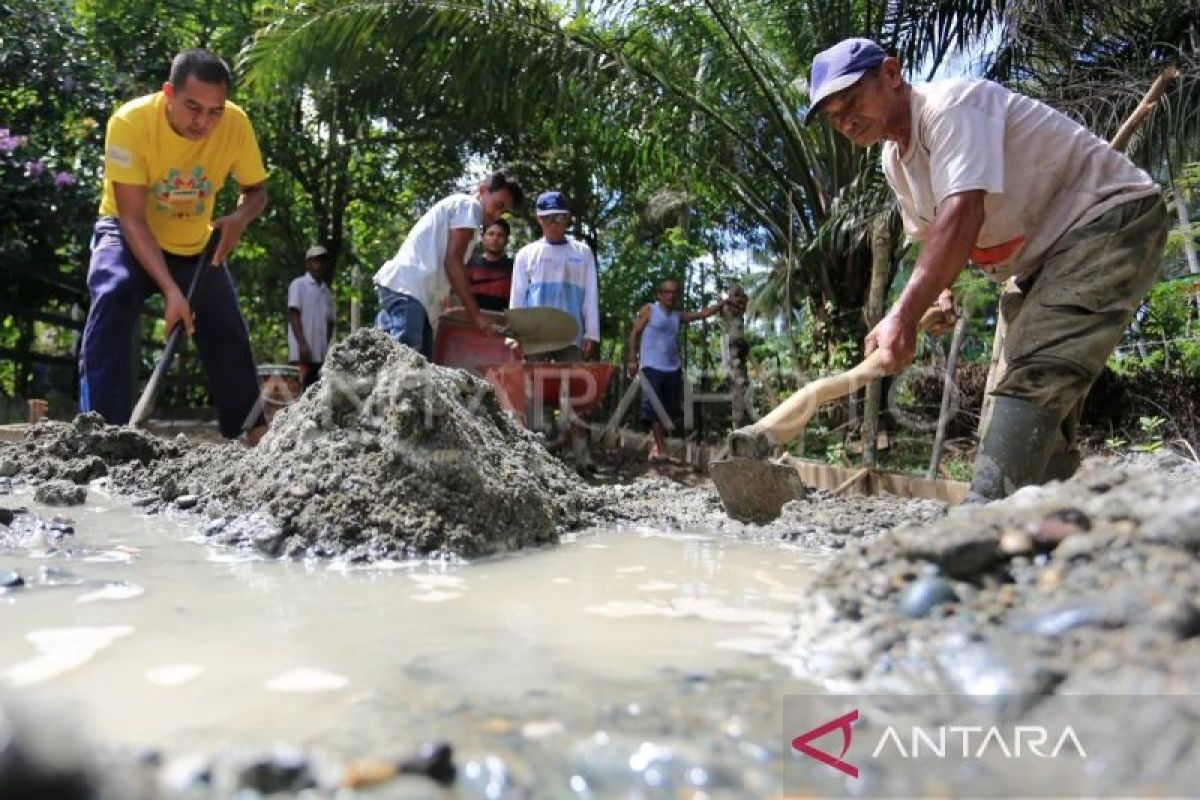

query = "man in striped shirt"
(509, 191), (600, 362)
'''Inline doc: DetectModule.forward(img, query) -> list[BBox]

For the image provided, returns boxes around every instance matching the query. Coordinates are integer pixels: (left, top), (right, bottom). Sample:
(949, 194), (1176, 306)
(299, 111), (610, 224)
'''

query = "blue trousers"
(375, 286), (434, 359)
(79, 217), (264, 438)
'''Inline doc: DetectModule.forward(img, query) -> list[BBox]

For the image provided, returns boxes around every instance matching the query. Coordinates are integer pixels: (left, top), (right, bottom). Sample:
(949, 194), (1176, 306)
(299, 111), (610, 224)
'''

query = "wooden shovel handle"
(744, 305), (945, 447)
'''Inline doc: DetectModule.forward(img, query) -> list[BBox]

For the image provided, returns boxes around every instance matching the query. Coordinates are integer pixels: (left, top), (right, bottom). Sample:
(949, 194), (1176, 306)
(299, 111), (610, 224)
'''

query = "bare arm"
(211, 183), (268, 265)
(443, 227), (491, 332)
(113, 182), (194, 337)
(680, 299), (725, 324)
(866, 190), (985, 374)
(626, 304), (651, 377)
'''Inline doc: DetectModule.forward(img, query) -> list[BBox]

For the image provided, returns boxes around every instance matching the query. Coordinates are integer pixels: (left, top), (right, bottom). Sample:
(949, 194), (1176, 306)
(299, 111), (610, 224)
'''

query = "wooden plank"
(787, 457), (968, 504)
(0, 347), (75, 367)
(0, 424), (27, 443)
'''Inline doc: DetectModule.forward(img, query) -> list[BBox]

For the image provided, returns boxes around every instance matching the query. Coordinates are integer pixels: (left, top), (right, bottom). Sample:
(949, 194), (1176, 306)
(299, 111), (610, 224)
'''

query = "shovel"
(128, 251), (208, 429)
(711, 306), (949, 523)
(503, 306), (580, 355)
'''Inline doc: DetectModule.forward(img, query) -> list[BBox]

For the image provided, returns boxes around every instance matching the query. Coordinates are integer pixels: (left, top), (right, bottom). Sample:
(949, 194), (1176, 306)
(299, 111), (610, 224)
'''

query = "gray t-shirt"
(882, 79), (1159, 281)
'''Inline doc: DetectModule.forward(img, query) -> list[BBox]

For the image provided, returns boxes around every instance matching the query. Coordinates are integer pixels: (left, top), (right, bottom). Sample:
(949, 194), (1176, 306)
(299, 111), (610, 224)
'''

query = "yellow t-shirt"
(98, 92), (268, 256)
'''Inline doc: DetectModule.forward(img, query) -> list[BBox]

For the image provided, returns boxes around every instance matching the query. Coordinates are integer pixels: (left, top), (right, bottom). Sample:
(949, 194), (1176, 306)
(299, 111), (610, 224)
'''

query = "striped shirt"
(509, 237), (599, 344)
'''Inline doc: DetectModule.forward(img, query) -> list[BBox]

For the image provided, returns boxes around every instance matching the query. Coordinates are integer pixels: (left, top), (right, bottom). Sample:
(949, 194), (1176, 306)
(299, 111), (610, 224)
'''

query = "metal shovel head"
(504, 306), (580, 355)
(710, 457), (807, 524)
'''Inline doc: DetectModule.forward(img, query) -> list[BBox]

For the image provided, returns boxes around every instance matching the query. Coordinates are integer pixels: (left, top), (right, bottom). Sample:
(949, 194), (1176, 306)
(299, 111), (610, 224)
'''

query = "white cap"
(305, 245), (328, 260)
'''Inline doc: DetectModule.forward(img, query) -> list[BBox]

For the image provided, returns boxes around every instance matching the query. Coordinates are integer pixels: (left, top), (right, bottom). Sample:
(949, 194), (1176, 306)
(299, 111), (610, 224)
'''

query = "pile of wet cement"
(1, 330), (589, 559)
(784, 452), (1200, 699)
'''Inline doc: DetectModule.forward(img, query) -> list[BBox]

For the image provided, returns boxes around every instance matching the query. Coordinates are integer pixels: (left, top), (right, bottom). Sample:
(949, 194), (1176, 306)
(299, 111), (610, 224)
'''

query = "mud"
(32, 480), (88, 506)
(586, 475), (947, 548)
(1, 330), (589, 559)
(2, 328), (1199, 795)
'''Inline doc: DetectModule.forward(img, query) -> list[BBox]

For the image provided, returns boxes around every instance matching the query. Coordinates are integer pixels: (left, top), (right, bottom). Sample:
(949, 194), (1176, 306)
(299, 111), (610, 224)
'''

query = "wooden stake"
(929, 307), (970, 478)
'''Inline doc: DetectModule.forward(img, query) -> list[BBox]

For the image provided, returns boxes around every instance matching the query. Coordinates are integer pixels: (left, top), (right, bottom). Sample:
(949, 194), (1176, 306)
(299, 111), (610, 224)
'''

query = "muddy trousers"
(78, 217), (264, 439)
(971, 195), (1169, 499)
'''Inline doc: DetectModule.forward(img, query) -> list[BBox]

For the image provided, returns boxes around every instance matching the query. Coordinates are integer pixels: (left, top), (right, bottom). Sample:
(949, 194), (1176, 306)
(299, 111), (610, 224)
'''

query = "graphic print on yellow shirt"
(154, 166), (214, 220)
(99, 92), (267, 256)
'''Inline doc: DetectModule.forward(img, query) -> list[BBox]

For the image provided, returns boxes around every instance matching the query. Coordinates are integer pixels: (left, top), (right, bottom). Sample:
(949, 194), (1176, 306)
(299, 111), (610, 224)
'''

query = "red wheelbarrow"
(432, 308), (615, 426)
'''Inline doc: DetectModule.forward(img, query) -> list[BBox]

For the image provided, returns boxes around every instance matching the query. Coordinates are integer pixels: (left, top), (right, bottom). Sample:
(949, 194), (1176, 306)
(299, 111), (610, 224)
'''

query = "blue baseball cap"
(535, 190), (570, 216)
(803, 38), (887, 124)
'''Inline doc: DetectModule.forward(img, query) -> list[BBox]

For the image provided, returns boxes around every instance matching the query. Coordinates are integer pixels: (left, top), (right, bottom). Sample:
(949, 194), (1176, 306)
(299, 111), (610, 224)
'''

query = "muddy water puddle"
(1, 486), (826, 795)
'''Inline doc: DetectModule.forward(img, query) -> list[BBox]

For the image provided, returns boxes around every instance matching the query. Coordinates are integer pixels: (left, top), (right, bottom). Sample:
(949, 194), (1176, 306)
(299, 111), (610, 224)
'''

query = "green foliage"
(0, 0), (110, 397)
(1110, 277), (1200, 376)
(1131, 415), (1167, 453)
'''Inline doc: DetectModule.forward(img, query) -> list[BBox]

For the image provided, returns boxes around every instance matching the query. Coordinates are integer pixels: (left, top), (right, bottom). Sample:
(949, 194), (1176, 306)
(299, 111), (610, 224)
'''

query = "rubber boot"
(1042, 450), (1082, 482)
(1042, 396), (1084, 482)
(967, 396), (1063, 503)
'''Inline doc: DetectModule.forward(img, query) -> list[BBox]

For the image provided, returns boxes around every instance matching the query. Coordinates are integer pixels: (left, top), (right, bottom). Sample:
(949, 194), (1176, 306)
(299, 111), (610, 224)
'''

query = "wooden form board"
(613, 428), (969, 504)
(786, 457), (969, 504)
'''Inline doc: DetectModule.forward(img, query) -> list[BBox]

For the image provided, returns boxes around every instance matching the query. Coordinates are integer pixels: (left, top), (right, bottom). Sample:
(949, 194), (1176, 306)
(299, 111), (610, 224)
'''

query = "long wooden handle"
(128, 252), (208, 429)
(1109, 66), (1177, 152)
(743, 306), (945, 447)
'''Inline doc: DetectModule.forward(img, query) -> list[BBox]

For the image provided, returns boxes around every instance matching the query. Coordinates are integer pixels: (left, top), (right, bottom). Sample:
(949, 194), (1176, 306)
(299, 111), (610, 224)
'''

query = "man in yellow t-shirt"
(79, 48), (270, 443)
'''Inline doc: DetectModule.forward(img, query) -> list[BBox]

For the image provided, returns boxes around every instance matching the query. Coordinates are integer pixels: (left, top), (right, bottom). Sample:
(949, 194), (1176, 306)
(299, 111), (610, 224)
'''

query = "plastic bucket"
(257, 364), (302, 423)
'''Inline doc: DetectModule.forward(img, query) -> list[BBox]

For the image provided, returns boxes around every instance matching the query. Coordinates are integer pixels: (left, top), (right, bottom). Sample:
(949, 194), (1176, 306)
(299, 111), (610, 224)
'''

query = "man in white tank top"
(626, 278), (734, 463)
(805, 38), (1168, 500)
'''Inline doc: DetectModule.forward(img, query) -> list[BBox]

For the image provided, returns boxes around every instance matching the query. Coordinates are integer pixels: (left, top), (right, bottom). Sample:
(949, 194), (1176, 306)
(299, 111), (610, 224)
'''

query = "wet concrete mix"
(2, 327), (1199, 795)
(2, 329), (588, 560)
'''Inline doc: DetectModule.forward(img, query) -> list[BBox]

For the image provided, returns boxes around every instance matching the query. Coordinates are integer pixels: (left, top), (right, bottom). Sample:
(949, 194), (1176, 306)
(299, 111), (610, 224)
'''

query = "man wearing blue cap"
(510, 190), (601, 472)
(805, 38), (1167, 501)
(509, 191), (600, 361)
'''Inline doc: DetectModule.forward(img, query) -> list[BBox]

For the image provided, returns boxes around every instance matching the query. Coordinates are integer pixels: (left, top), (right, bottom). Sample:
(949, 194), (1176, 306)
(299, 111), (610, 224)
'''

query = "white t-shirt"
(882, 79), (1159, 282)
(287, 272), (335, 362)
(510, 237), (600, 344)
(372, 193), (482, 317)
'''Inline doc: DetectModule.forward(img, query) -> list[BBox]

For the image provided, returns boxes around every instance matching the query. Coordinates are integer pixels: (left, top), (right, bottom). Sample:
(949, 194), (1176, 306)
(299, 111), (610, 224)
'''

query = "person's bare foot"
(246, 424), (268, 447)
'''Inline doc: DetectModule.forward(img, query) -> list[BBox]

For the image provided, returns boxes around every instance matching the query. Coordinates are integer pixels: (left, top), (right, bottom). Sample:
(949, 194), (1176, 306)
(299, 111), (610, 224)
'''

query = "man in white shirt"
(287, 244), (335, 389)
(374, 171), (523, 357)
(805, 38), (1168, 500)
(509, 191), (600, 362)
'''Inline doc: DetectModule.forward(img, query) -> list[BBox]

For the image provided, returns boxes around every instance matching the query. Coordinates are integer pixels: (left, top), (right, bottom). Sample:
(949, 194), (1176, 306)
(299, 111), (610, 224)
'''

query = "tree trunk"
(721, 281), (750, 428)
(1176, 182), (1199, 275)
(861, 214), (891, 467)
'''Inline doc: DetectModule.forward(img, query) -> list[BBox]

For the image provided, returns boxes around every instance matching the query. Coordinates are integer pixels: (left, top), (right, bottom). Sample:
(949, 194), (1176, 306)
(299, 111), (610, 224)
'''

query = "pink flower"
(25, 159), (45, 177)
(0, 128), (23, 154)
(53, 170), (76, 187)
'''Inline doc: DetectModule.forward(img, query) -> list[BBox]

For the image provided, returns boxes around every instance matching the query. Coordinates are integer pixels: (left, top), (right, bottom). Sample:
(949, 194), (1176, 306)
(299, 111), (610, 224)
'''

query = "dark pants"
(79, 217), (263, 438)
(993, 195), (1169, 454)
(376, 286), (433, 359)
(641, 366), (683, 425)
(291, 361), (323, 390)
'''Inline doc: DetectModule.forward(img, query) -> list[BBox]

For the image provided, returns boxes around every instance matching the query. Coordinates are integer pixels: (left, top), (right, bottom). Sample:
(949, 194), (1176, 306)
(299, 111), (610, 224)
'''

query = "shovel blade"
(710, 457), (807, 524)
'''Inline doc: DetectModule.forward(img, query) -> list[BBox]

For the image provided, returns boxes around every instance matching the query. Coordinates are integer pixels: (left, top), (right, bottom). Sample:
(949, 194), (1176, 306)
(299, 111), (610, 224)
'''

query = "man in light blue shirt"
(509, 191), (600, 361)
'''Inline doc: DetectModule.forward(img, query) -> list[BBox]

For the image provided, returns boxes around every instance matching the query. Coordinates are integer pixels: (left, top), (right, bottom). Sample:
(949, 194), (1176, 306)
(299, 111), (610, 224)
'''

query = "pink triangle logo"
(792, 709), (859, 778)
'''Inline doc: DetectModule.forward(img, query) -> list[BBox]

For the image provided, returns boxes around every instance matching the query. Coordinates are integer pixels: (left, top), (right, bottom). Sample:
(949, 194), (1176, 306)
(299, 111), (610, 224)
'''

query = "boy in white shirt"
(374, 171), (523, 357)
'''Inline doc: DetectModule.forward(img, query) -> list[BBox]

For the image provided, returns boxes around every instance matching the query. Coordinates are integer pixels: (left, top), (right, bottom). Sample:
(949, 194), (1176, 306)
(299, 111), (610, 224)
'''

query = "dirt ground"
(1, 329), (1198, 796)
